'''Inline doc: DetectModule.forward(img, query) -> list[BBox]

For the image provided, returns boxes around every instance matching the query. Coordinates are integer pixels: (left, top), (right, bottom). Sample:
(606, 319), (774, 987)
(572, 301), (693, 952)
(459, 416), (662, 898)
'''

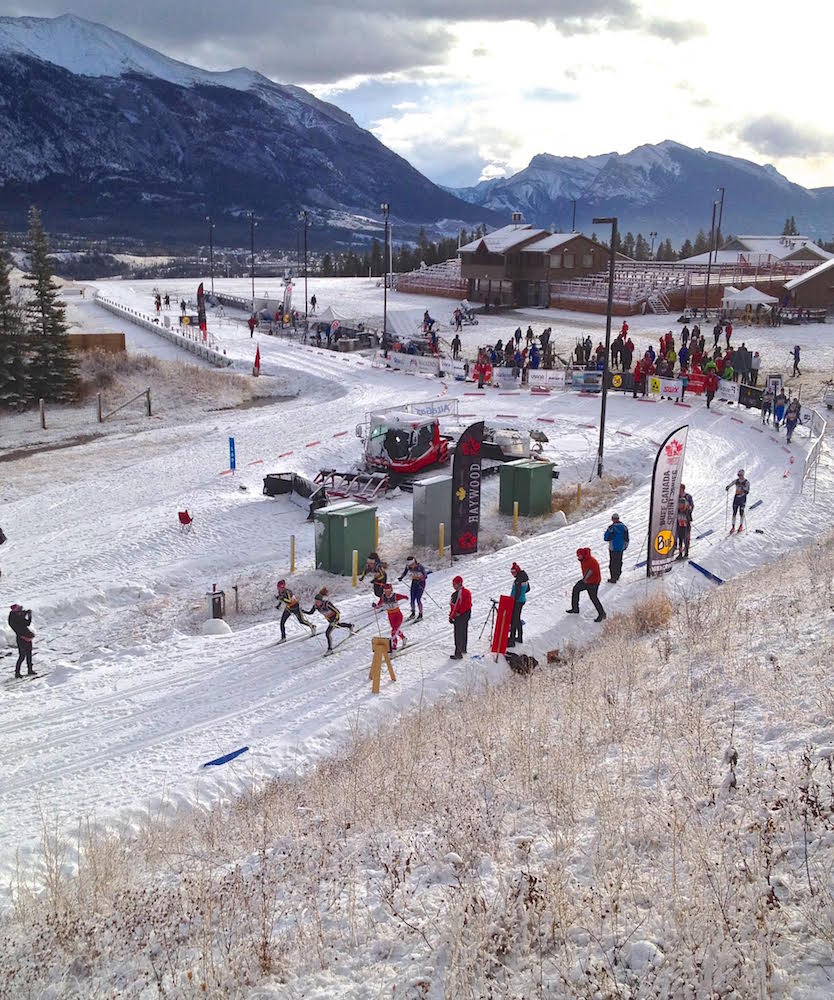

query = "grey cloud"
(737, 116), (834, 157)
(643, 17), (706, 43)
(523, 87), (577, 102)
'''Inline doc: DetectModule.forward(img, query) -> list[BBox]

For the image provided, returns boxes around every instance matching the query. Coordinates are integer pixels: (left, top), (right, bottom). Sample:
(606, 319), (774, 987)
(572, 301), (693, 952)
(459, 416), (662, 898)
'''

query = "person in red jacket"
(449, 575), (471, 659)
(704, 368), (719, 409)
(566, 548), (606, 621)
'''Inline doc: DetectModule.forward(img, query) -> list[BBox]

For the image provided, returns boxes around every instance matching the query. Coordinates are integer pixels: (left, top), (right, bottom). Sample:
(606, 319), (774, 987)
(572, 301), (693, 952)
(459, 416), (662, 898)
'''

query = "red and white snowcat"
(362, 411), (449, 476)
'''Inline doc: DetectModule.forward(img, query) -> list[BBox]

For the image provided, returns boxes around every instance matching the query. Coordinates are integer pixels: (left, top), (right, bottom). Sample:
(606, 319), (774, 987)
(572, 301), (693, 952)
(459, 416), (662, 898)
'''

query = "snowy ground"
(1, 275), (832, 917)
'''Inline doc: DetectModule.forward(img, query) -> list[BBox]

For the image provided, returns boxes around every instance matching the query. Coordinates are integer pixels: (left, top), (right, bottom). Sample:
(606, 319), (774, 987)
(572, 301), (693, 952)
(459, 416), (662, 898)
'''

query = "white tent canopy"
(722, 286), (778, 308)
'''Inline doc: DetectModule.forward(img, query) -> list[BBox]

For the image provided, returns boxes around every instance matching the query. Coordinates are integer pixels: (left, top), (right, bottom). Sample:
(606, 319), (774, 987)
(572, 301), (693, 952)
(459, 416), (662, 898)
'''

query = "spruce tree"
(679, 238), (694, 259)
(634, 233), (650, 261)
(693, 229), (710, 254)
(23, 206), (79, 404)
(0, 227), (27, 408)
(622, 232), (636, 258)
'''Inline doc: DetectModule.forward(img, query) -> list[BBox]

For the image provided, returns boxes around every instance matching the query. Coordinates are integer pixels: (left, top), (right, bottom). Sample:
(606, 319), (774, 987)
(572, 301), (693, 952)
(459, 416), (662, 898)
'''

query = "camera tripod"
(478, 598), (499, 640)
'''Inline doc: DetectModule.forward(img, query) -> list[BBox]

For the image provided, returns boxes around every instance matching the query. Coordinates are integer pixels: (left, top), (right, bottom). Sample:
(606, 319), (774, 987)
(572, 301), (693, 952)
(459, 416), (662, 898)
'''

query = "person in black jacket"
(8, 603), (36, 678)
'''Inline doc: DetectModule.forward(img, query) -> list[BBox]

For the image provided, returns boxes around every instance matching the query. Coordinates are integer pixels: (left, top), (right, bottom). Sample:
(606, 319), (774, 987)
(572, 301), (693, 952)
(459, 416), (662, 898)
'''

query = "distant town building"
(681, 235), (833, 268)
(784, 257), (834, 311)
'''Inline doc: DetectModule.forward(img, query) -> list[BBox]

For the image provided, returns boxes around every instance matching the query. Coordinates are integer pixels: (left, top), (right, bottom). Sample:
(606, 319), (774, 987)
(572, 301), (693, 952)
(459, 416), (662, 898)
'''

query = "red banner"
(686, 373), (706, 394)
(491, 595), (515, 655)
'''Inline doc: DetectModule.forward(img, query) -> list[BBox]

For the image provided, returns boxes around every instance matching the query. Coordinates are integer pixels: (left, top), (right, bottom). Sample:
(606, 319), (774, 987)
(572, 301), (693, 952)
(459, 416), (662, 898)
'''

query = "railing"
(93, 294), (232, 368)
(802, 408), (827, 498)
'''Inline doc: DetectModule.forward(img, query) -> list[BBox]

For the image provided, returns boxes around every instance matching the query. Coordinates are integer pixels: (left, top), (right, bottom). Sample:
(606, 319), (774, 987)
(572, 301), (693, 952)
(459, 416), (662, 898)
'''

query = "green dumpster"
(499, 459), (554, 517)
(314, 502), (377, 575)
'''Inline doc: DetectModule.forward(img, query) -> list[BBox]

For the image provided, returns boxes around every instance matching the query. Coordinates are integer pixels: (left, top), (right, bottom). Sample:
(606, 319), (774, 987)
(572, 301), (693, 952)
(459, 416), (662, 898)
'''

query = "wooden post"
(513, 500), (519, 534)
(97, 393), (102, 423)
(369, 636), (396, 694)
(439, 522), (445, 558)
(232, 585), (239, 612)
(146, 388), (152, 417)
(290, 534), (296, 574)
(375, 516), (379, 548)
(352, 549), (359, 587)
(576, 483), (582, 508)
(39, 398), (46, 429)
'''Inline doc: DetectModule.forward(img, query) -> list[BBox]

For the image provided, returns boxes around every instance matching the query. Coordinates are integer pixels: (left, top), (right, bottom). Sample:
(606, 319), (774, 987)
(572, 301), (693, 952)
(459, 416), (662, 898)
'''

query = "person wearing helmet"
(378, 582), (409, 651)
(303, 588), (355, 654)
(566, 549), (606, 622)
(8, 603), (36, 679)
(725, 469), (750, 534)
(275, 580), (316, 643)
(449, 575), (472, 660)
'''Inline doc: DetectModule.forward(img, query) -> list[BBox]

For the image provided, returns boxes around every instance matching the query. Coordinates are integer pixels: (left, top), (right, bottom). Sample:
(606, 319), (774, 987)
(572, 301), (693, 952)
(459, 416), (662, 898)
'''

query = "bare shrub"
(602, 589), (673, 639)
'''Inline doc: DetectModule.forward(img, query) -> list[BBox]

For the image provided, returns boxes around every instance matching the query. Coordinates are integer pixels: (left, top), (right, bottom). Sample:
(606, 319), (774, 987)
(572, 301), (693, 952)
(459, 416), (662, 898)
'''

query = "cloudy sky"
(6, 0), (834, 188)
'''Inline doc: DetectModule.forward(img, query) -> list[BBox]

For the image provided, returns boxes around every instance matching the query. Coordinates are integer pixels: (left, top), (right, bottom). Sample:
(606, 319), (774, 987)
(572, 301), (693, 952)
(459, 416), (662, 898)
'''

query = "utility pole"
(571, 199), (577, 232)
(704, 199), (718, 314)
(592, 216), (618, 479)
(649, 230), (657, 259)
(206, 216), (215, 294)
(300, 210), (309, 319)
(380, 202), (390, 354)
(247, 211), (257, 317)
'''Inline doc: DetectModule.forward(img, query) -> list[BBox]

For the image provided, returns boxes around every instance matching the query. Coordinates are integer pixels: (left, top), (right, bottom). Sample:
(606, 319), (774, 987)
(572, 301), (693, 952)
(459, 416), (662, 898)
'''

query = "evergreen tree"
(622, 232), (636, 258)
(369, 238), (383, 276)
(23, 206), (79, 404)
(782, 216), (799, 236)
(590, 231), (598, 244)
(693, 229), (710, 254)
(321, 252), (333, 276)
(0, 228), (28, 408)
(663, 238), (676, 261)
(678, 238), (694, 259)
(714, 227), (723, 249)
(634, 233), (651, 261)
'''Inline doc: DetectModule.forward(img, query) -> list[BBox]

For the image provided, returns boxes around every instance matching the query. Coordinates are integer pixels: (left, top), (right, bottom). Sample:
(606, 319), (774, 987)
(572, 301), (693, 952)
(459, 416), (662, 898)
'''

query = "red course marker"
(306, 440), (321, 448)
(279, 451), (293, 458)
(332, 431), (348, 438)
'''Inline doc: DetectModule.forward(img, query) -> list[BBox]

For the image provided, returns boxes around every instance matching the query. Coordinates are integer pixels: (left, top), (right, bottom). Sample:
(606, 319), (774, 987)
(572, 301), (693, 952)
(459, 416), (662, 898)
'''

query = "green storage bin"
(499, 459), (553, 517)
(314, 502), (377, 575)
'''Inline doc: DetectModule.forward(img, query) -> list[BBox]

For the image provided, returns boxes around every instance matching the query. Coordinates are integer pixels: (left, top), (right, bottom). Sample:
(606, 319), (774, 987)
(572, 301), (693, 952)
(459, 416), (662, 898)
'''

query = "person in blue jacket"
(603, 513), (629, 582)
(508, 562), (530, 647)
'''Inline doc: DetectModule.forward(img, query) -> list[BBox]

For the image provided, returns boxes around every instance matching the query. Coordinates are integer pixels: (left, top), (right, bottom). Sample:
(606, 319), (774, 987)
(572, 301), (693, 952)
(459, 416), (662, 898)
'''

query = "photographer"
(8, 603), (36, 679)
(508, 562), (529, 647)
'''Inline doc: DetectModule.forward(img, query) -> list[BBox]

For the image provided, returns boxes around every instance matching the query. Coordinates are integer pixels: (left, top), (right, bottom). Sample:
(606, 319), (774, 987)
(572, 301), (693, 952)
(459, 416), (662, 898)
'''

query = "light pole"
(300, 210), (309, 319)
(592, 216), (618, 479)
(571, 199), (577, 232)
(704, 199), (718, 315)
(380, 202), (390, 354)
(649, 230), (658, 259)
(246, 211), (257, 316)
(206, 216), (215, 295)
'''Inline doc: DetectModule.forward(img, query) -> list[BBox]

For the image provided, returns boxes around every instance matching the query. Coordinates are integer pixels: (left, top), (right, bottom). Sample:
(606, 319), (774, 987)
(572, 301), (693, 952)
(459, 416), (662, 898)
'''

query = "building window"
(564, 253), (575, 269)
(549, 254), (562, 269)
(583, 253), (594, 267)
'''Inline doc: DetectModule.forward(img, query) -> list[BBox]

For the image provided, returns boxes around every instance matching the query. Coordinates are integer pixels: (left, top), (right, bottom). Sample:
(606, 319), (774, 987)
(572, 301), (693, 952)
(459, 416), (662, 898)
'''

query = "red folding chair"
(178, 510), (193, 533)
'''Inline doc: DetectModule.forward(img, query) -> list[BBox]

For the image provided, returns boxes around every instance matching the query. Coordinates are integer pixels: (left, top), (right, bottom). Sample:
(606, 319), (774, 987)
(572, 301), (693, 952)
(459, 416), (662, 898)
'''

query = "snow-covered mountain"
(451, 140), (834, 242)
(0, 14), (498, 244)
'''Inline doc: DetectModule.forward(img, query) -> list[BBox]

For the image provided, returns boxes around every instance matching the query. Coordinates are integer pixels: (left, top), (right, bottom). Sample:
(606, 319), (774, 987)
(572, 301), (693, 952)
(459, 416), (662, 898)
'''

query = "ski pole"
(724, 488), (729, 530)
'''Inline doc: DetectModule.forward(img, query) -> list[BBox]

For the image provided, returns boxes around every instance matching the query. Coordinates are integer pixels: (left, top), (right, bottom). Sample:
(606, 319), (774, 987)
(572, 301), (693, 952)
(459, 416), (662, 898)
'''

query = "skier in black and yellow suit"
(275, 580), (316, 642)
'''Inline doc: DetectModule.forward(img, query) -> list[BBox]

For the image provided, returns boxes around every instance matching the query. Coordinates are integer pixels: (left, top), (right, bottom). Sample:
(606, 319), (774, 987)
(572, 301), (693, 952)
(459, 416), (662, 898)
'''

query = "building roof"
(725, 235), (833, 261)
(458, 224), (548, 254)
(520, 232), (580, 253)
(784, 255), (834, 291)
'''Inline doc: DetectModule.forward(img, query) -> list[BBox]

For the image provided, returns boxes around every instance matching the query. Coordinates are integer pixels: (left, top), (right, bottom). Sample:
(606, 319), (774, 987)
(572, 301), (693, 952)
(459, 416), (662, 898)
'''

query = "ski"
(688, 561), (725, 585)
(2, 671), (47, 688)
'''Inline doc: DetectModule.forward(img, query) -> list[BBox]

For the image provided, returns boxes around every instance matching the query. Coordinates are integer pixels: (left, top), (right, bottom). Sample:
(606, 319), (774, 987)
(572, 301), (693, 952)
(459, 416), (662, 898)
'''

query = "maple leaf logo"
(456, 486), (467, 501)
(665, 439), (683, 458)
(456, 531), (477, 551)
(460, 436), (481, 456)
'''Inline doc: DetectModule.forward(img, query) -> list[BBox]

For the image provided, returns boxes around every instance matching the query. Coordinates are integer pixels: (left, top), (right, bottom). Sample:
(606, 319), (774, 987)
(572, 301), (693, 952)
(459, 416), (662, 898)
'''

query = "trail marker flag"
(646, 424), (689, 579)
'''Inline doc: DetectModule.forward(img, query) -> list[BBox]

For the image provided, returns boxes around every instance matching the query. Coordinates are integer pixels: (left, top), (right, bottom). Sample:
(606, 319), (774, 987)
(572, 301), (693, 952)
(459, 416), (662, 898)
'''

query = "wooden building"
(784, 257), (834, 311)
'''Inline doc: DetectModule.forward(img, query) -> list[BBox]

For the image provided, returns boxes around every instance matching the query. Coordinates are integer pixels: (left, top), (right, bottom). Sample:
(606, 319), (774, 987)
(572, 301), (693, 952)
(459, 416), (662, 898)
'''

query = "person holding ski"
(725, 469), (750, 534)
(397, 556), (428, 621)
(304, 589), (354, 655)
(603, 513), (629, 583)
(791, 345), (801, 376)
(8, 603), (36, 679)
(378, 582), (408, 651)
(508, 562), (530, 647)
(566, 549), (606, 622)
(761, 385), (774, 424)
(449, 575), (471, 660)
(774, 388), (788, 430)
(785, 397), (801, 443)
(275, 580), (316, 642)
(675, 484), (694, 559)
(359, 552), (387, 606)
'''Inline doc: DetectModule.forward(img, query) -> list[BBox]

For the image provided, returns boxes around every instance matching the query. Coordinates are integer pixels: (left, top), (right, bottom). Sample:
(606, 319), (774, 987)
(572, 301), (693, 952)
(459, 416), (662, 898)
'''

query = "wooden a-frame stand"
(369, 636), (397, 694)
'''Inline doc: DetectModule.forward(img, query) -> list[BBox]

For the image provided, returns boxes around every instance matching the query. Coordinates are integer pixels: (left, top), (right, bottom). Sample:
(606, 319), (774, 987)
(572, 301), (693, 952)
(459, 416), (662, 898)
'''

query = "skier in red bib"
(379, 582), (408, 650)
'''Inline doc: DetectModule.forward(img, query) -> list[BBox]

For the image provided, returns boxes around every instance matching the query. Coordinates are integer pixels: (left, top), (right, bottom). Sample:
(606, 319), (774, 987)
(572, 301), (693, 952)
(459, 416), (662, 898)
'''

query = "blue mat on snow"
(203, 746), (249, 767)
(688, 561), (724, 585)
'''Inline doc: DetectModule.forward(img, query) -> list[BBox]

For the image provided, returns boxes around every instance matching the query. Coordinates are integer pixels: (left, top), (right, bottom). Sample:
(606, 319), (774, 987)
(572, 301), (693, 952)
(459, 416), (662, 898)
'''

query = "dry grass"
(552, 472), (631, 520)
(3, 537), (834, 997)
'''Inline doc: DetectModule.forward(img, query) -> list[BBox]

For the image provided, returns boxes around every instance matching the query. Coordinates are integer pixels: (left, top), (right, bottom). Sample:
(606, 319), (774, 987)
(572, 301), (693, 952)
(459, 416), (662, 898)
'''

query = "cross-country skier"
(379, 583), (408, 650)
(310, 294), (317, 314)
(451, 333), (461, 359)
(675, 484), (694, 559)
(359, 552), (387, 606)
(566, 549), (606, 622)
(275, 580), (316, 642)
(761, 385), (774, 424)
(603, 513), (629, 582)
(791, 345), (801, 376)
(303, 589), (354, 655)
(508, 562), (530, 647)
(449, 576), (471, 660)
(397, 556), (428, 621)
(785, 397), (801, 443)
(774, 388), (788, 430)
(725, 469), (750, 534)
(8, 603), (36, 679)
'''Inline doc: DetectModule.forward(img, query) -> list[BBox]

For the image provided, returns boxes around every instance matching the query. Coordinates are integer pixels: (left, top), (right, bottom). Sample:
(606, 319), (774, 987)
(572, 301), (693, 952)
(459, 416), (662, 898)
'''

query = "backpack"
(505, 651), (539, 675)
